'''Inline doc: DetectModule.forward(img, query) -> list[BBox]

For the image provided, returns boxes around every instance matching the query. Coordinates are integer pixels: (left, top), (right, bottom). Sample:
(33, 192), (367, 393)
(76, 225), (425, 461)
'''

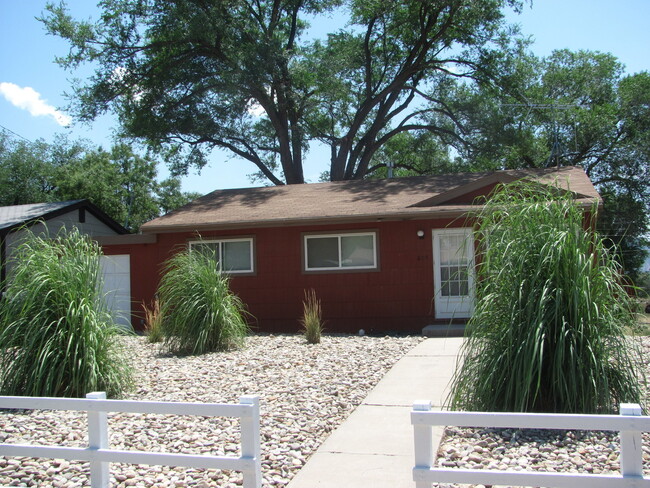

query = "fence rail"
(411, 401), (649, 488)
(0, 392), (261, 488)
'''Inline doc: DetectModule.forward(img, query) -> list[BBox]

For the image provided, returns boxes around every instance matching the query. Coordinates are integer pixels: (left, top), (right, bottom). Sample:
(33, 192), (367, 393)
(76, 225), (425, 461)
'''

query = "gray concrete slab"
(287, 452), (415, 488)
(318, 404), (444, 456)
(286, 337), (464, 488)
(363, 357), (455, 407)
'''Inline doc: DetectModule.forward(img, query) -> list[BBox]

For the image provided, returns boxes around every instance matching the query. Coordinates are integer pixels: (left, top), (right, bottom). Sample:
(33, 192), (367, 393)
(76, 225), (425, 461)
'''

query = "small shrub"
(142, 297), (163, 343)
(300, 289), (323, 344)
(448, 183), (645, 414)
(159, 248), (249, 355)
(0, 227), (133, 398)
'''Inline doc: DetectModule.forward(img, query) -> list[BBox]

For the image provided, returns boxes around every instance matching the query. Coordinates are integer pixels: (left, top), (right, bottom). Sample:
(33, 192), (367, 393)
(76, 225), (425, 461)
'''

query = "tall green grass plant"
(159, 248), (249, 355)
(0, 227), (133, 398)
(300, 289), (323, 344)
(449, 183), (644, 414)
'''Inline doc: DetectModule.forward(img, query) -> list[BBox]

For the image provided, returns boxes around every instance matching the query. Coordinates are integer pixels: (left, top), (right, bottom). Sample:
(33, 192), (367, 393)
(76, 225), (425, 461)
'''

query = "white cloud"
(0, 82), (72, 127)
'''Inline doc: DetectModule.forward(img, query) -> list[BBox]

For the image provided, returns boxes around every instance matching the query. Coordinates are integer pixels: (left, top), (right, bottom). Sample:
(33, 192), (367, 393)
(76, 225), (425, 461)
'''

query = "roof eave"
(140, 207), (477, 234)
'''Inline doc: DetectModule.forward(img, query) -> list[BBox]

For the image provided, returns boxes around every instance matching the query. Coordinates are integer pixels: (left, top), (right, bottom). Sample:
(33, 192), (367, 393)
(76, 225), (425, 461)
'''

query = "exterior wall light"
(417, 230), (425, 239)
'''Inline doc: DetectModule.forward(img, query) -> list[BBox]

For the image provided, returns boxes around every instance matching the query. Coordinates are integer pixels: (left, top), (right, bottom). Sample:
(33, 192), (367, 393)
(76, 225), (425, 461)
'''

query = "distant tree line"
(0, 131), (201, 232)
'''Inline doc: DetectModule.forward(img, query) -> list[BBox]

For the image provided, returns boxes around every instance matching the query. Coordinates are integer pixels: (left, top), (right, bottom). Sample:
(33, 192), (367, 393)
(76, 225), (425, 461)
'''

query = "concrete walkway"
(287, 336), (464, 488)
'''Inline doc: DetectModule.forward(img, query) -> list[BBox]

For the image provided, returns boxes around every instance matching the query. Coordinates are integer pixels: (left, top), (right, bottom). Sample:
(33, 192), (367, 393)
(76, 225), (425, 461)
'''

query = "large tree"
(43, 0), (523, 185)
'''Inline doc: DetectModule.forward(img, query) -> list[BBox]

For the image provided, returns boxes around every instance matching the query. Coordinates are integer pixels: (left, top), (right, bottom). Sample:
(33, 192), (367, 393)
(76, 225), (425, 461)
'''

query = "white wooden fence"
(412, 401), (650, 488)
(0, 392), (261, 488)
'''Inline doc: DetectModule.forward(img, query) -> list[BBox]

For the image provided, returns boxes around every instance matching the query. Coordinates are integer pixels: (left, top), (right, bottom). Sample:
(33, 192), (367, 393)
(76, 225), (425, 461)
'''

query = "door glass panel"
(448, 281), (460, 296)
(441, 281), (450, 297)
(459, 281), (469, 296)
(440, 234), (467, 265)
(440, 267), (450, 282)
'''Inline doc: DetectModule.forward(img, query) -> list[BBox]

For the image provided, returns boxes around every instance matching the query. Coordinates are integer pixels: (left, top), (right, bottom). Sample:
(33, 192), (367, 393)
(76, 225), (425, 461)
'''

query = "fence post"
(240, 395), (261, 488)
(86, 391), (109, 488)
(413, 400), (433, 488)
(620, 403), (643, 479)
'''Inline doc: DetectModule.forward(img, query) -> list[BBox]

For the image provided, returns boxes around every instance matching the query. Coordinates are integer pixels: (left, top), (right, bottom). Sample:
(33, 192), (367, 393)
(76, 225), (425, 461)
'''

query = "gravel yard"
(0, 333), (422, 487)
(2, 332), (649, 488)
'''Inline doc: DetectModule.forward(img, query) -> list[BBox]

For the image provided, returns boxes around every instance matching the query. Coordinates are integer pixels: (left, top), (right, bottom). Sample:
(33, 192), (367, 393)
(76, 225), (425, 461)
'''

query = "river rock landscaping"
(0, 333), (422, 487)
(2, 333), (649, 487)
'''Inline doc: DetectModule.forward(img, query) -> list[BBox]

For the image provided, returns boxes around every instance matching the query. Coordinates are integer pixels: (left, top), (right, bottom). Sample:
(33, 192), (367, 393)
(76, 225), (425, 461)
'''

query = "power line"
(0, 124), (32, 143)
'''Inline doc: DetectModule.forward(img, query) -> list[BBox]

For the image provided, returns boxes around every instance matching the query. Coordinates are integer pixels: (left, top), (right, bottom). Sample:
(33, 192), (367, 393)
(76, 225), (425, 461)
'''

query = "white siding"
(5, 209), (121, 276)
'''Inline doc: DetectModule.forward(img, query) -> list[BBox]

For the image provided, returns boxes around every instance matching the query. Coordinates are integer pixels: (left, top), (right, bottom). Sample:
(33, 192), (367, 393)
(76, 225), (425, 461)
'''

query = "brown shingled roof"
(141, 166), (601, 233)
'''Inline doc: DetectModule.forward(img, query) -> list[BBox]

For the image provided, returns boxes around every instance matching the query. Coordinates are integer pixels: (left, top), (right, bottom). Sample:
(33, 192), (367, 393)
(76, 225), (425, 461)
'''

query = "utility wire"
(0, 124), (32, 143)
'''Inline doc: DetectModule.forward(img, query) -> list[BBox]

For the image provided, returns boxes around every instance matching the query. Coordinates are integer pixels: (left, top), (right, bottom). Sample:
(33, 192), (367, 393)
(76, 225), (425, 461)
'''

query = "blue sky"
(1, 0), (649, 194)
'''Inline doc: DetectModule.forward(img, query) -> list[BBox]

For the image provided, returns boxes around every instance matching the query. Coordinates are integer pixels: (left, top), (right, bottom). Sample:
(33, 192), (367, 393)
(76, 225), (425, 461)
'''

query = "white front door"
(433, 228), (474, 319)
(100, 254), (132, 330)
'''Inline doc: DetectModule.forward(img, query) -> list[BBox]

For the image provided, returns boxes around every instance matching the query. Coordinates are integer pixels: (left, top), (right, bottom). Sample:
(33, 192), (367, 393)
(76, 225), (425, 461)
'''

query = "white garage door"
(100, 254), (132, 330)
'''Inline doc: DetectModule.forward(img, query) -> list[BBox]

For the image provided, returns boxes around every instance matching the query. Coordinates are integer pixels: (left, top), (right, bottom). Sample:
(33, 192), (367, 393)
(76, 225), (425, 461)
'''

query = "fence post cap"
(413, 400), (431, 411)
(239, 395), (260, 405)
(620, 403), (642, 416)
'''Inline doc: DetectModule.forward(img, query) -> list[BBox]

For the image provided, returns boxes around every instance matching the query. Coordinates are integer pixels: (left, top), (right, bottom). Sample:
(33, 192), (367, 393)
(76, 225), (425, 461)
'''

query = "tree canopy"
(380, 49), (649, 278)
(43, 0), (523, 185)
(0, 131), (200, 232)
(465, 51), (649, 278)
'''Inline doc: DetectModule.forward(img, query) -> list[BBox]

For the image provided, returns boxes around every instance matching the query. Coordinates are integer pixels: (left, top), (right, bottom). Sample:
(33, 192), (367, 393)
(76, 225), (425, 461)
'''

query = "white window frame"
(189, 238), (255, 274)
(304, 232), (378, 272)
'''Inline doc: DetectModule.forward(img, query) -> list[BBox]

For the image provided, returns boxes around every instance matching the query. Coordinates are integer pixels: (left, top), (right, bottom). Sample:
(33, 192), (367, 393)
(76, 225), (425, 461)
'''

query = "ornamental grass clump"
(158, 248), (249, 355)
(300, 289), (323, 344)
(0, 227), (133, 398)
(449, 183), (645, 414)
(142, 297), (163, 343)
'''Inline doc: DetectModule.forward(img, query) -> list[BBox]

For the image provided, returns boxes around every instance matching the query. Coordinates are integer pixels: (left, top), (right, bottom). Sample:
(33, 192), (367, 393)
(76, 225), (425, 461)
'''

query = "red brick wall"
(103, 218), (467, 334)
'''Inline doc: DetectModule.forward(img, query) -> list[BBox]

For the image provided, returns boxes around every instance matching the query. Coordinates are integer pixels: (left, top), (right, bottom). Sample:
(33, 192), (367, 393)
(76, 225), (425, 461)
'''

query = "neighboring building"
(100, 166), (601, 334)
(0, 200), (130, 328)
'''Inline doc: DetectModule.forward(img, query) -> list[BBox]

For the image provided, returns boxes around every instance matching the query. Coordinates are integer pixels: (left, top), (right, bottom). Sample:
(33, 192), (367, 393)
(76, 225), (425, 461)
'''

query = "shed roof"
(0, 200), (127, 235)
(141, 166), (601, 233)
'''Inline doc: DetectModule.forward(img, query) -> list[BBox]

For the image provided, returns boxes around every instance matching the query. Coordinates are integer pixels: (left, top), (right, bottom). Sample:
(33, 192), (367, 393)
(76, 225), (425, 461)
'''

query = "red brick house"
(99, 166), (601, 334)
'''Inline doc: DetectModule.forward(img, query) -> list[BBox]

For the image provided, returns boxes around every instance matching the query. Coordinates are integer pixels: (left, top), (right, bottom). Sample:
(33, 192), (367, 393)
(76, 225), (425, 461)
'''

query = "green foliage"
(0, 131), (201, 231)
(0, 132), (56, 205)
(42, 0), (523, 184)
(449, 183), (645, 414)
(300, 289), (323, 344)
(158, 248), (249, 355)
(0, 227), (133, 398)
(597, 189), (649, 283)
(156, 178), (202, 215)
(52, 142), (161, 231)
